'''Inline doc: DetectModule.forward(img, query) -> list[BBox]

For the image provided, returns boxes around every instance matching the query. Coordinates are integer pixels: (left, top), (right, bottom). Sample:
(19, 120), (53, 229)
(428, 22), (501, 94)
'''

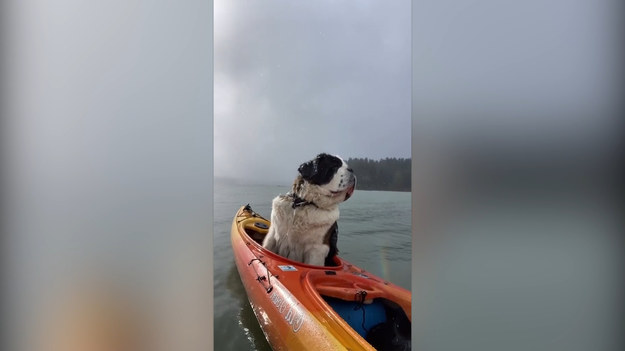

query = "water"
(213, 180), (411, 351)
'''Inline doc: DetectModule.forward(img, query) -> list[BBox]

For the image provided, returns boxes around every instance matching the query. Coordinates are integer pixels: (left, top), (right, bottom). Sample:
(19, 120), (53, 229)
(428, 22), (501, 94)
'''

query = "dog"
(262, 153), (356, 266)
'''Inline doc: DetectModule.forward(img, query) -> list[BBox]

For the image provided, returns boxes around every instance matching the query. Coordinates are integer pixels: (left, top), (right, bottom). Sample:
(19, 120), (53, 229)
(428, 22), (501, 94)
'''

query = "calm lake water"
(213, 180), (411, 351)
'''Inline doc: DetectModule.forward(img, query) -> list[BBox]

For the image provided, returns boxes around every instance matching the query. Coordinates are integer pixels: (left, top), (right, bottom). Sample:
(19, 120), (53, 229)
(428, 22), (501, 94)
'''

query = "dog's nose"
(347, 168), (353, 172)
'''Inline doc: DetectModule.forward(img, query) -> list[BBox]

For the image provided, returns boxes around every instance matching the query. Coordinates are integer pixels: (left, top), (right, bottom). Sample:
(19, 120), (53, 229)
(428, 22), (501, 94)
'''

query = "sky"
(214, 0), (411, 184)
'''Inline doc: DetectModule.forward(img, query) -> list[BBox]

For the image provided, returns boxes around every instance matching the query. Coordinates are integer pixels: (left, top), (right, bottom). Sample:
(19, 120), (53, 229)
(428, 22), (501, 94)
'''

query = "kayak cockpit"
(241, 216), (270, 244)
(324, 296), (411, 350)
(305, 270), (412, 350)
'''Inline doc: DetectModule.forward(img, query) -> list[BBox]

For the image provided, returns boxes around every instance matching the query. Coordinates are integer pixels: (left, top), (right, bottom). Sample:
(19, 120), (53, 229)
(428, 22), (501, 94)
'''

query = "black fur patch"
(323, 221), (339, 266)
(298, 153), (343, 185)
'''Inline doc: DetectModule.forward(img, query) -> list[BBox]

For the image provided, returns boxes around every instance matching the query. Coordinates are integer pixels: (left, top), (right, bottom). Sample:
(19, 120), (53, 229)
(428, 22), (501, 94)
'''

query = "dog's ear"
(298, 159), (317, 181)
(299, 153), (338, 183)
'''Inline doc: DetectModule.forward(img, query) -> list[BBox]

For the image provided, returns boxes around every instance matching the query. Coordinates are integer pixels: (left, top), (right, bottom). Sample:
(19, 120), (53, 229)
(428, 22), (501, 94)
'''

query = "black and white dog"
(262, 153), (356, 266)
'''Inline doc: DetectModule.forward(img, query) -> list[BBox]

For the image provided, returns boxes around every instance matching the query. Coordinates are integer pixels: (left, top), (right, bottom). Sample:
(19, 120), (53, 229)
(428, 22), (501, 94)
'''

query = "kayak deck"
(232, 204), (411, 350)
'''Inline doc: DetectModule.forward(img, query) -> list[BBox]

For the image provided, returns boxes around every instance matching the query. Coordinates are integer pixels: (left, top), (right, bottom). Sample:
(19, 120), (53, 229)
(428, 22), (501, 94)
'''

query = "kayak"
(231, 204), (412, 350)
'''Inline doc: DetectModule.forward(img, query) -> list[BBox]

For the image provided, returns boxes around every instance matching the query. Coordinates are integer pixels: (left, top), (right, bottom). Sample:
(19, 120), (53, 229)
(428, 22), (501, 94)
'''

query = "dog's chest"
(273, 199), (338, 240)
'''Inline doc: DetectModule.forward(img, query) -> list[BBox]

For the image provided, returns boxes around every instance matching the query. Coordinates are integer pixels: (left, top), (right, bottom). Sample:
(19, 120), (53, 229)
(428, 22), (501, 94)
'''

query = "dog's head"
(294, 153), (356, 208)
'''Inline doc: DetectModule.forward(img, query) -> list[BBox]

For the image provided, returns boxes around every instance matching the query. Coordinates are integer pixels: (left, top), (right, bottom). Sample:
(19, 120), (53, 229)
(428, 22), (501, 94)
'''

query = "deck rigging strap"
(354, 290), (369, 335)
(248, 258), (273, 293)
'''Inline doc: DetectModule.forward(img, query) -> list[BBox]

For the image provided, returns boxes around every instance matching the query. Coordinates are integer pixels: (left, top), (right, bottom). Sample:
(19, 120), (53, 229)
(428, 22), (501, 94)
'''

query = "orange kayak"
(231, 205), (412, 350)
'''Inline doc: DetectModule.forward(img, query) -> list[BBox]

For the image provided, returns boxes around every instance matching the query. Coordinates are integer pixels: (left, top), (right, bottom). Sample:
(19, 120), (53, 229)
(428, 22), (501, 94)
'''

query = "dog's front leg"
(262, 226), (278, 252)
(305, 245), (330, 266)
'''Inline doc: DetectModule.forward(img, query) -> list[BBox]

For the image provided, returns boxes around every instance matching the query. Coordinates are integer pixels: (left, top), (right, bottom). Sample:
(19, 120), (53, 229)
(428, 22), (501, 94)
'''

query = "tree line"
(346, 157), (411, 192)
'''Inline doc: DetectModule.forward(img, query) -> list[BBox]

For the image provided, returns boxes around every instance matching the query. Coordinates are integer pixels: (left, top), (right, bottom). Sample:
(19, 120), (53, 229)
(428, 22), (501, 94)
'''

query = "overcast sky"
(214, 1), (411, 184)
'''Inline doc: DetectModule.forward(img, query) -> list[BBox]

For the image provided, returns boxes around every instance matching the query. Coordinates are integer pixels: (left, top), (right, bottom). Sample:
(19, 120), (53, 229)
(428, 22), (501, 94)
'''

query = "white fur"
(262, 157), (355, 266)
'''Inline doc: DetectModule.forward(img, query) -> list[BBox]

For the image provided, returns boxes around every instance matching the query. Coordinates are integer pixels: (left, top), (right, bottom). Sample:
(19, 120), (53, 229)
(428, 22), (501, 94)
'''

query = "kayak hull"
(231, 205), (411, 351)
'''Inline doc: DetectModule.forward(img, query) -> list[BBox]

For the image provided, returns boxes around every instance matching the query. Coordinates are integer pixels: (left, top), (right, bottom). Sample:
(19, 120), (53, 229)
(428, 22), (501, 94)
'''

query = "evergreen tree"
(346, 157), (411, 191)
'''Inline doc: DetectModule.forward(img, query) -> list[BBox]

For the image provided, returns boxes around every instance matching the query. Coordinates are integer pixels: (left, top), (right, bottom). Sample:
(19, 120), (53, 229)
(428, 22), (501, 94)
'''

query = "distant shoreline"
(215, 178), (410, 192)
(216, 157), (411, 192)
(356, 188), (411, 193)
